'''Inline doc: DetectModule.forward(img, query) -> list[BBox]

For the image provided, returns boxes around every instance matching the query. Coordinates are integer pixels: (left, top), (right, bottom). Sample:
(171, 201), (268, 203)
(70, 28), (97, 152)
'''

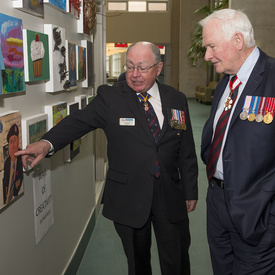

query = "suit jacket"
(43, 81), (198, 228)
(201, 49), (275, 245)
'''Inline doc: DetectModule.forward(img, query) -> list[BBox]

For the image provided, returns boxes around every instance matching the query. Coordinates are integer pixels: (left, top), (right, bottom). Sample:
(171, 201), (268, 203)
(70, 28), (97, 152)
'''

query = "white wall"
(0, 2), (106, 274)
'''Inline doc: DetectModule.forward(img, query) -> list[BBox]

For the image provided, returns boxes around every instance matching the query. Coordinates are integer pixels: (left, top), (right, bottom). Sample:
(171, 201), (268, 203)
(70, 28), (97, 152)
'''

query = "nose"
(132, 67), (141, 77)
(204, 47), (212, 61)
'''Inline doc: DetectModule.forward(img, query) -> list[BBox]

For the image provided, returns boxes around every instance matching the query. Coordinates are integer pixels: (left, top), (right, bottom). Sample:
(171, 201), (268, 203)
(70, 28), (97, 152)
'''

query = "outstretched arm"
(15, 140), (51, 169)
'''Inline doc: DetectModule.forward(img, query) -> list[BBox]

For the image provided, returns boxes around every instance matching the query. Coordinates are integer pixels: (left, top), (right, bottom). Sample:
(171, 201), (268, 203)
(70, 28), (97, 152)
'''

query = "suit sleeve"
(178, 94), (198, 200)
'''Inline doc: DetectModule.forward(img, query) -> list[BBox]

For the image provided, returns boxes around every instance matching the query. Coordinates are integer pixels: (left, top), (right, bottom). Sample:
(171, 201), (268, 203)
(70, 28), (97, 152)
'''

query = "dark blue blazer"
(43, 81), (198, 228)
(201, 49), (275, 245)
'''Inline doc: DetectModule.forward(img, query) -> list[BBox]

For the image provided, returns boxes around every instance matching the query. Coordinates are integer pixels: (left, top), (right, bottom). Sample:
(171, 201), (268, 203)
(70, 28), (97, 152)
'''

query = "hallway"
(77, 99), (213, 275)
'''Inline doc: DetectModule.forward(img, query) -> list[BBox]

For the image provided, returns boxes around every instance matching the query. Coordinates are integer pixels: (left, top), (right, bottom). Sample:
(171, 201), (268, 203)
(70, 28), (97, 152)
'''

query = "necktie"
(138, 92), (161, 177)
(206, 75), (241, 180)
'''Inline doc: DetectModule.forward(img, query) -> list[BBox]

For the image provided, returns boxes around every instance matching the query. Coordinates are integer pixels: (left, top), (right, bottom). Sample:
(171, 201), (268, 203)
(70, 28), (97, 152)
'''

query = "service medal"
(263, 112), (273, 124)
(240, 110), (248, 120)
(255, 113), (264, 123)
(224, 97), (233, 111)
(248, 112), (256, 122)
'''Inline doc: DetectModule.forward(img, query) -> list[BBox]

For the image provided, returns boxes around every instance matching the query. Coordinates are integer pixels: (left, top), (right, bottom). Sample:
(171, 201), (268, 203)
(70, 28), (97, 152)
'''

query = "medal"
(224, 76), (241, 111)
(144, 101), (149, 112)
(255, 97), (266, 123)
(224, 97), (233, 111)
(240, 96), (252, 120)
(263, 97), (275, 124)
(248, 96), (260, 122)
(263, 112), (273, 124)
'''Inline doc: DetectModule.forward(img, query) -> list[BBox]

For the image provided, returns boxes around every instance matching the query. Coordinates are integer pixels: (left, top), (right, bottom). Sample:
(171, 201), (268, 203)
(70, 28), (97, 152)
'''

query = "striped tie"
(138, 92), (161, 177)
(206, 75), (241, 180)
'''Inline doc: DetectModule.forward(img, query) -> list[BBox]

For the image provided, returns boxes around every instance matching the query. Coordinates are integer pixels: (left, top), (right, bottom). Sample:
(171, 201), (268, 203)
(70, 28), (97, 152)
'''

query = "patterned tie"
(138, 92), (161, 177)
(206, 75), (241, 180)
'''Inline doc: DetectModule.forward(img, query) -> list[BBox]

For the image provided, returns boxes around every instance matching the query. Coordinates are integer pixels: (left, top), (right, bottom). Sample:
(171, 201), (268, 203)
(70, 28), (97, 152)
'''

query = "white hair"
(199, 9), (255, 48)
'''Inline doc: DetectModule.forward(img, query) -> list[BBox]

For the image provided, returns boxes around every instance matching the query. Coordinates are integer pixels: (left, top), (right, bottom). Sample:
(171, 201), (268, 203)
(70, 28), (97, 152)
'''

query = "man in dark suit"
(200, 9), (275, 275)
(16, 42), (198, 275)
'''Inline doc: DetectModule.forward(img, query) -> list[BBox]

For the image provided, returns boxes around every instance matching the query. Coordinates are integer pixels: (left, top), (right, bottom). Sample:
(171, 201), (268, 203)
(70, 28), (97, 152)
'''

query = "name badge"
(119, 118), (135, 126)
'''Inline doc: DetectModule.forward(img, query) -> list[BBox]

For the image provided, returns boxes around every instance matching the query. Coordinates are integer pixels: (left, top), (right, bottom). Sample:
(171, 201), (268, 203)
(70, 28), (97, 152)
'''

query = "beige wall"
(106, 12), (170, 44)
(179, 0), (209, 97)
(231, 0), (275, 57)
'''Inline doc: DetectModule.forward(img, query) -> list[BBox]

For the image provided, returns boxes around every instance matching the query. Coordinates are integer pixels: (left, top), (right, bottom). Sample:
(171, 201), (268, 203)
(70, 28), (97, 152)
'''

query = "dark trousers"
(114, 177), (191, 275)
(207, 181), (275, 275)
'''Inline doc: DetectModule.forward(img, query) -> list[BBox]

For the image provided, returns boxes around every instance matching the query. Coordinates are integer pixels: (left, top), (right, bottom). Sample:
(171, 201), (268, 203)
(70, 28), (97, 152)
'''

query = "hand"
(186, 200), (197, 213)
(15, 140), (51, 169)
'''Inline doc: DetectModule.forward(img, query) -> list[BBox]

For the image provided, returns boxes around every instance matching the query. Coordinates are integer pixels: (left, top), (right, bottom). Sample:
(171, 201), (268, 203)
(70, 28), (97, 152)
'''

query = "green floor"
(77, 99), (213, 275)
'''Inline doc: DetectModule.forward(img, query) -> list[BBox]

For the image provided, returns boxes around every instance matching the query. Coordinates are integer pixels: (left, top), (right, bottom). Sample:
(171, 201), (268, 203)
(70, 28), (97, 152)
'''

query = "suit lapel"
(229, 50), (266, 127)
(158, 82), (170, 142)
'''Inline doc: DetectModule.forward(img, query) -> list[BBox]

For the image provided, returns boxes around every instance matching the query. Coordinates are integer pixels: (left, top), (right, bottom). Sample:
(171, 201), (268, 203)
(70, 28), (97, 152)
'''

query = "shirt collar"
(236, 46), (260, 84)
(137, 82), (159, 100)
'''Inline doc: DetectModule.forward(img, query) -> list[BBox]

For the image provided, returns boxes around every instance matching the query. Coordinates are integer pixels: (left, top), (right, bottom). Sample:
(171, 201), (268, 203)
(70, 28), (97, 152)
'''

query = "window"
(107, 0), (168, 12)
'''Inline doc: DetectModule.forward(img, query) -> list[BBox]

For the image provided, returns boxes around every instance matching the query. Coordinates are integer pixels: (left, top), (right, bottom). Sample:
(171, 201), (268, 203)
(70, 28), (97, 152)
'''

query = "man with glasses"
(16, 41), (198, 275)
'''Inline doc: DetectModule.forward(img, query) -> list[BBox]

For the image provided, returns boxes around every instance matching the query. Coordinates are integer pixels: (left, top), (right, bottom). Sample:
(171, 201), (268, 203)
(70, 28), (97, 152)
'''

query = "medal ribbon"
(242, 96), (252, 112)
(265, 97), (275, 116)
(251, 96), (260, 115)
(229, 76), (241, 94)
(257, 97), (266, 116)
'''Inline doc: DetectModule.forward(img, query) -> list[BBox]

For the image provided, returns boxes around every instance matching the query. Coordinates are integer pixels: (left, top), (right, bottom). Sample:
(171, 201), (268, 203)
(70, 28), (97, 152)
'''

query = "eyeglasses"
(123, 63), (159, 73)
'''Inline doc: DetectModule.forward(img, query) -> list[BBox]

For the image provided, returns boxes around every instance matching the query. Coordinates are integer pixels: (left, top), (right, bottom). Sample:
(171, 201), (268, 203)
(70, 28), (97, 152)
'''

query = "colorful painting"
(23, 30), (49, 82)
(21, 113), (48, 149)
(0, 111), (24, 210)
(45, 101), (67, 129)
(67, 0), (81, 18)
(77, 46), (86, 81)
(44, 0), (66, 12)
(81, 40), (94, 88)
(66, 41), (77, 89)
(0, 13), (25, 95)
(13, 0), (44, 17)
(44, 24), (68, 92)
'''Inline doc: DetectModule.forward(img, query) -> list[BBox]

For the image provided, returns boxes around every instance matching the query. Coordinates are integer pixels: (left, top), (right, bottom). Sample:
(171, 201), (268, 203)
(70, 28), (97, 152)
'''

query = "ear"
(235, 32), (244, 50)
(156, 62), (163, 76)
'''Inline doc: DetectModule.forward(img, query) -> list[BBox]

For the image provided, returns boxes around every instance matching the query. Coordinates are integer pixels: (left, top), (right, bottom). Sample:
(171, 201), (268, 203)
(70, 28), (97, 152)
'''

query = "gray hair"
(126, 42), (161, 63)
(199, 9), (255, 48)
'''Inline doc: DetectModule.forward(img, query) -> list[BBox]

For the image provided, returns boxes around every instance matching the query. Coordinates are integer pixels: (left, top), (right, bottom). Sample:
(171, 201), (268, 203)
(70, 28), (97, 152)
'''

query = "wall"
(106, 12), (170, 44)
(231, 0), (275, 57)
(179, 0), (208, 97)
(0, 1), (106, 274)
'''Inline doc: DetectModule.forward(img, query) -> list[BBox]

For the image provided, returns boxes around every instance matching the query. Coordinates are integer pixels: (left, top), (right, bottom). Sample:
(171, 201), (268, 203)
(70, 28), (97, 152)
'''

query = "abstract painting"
(23, 29), (50, 82)
(66, 41), (77, 89)
(44, 24), (69, 92)
(77, 45), (86, 81)
(13, 0), (44, 17)
(44, 0), (67, 13)
(0, 13), (25, 94)
(45, 101), (67, 129)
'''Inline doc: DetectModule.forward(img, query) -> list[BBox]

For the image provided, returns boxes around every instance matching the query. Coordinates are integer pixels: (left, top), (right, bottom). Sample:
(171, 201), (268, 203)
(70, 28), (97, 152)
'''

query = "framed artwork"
(21, 113), (48, 149)
(13, 0), (44, 17)
(77, 0), (96, 35)
(66, 41), (77, 90)
(67, 0), (81, 19)
(23, 30), (50, 82)
(0, 13), (25, 95)
(77, 45), (86, 81)
(81, 40), (94, 88)
(63, 102), (81, 162)
(44, 0), (67, 13)
(44, 24), (69, 92)
(75, 95), (87, 109)
(0, 111), (24, 211)
(45, 101), (67, 129)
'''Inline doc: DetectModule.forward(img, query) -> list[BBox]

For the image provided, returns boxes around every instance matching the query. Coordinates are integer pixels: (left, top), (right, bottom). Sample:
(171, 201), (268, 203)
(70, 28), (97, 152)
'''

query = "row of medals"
(169, 119), (186, 130)
(239, 109), (273, 124)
